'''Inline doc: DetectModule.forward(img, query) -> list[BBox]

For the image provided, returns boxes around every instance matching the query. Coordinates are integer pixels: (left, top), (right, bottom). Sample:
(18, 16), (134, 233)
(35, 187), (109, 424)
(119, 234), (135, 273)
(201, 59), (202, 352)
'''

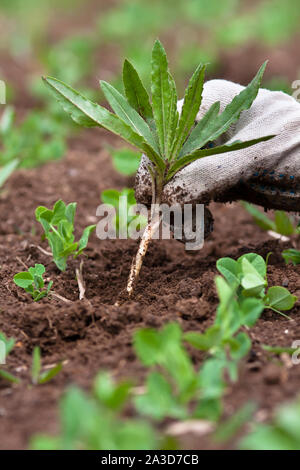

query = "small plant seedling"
(282, 248), (300, 265)
(31, 346), (62, 385)
(216, 253), (297, 318)
(241, 202), (298, 237)
(35, 200), (96, 271)
(14, 264), (53, 302)
(31, 373), (158, 450)
(240, 397), (300, 450)
(43, 40), (273, 297)
(101, 188), (147, 236)
(0, 106), (66, 169)
(0, 332), (20, 384)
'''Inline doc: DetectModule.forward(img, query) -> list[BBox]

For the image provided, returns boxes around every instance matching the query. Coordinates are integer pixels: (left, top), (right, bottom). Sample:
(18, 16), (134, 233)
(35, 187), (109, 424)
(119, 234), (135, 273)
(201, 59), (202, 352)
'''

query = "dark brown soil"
(0, 126), (299, 449)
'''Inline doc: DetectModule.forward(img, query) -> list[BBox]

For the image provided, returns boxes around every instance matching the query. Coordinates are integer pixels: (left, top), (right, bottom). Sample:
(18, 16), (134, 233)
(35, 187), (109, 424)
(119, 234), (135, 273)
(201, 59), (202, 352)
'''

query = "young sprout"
(43, 40), (273, 297)
(35, 199), (96, 271)
(31, 346), (62, 385)
(13, 263), (53, 302)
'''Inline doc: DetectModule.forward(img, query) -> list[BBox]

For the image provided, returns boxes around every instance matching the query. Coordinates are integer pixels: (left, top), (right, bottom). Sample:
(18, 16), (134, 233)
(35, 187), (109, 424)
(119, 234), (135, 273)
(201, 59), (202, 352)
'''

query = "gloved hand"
(135, 80), (300, 214)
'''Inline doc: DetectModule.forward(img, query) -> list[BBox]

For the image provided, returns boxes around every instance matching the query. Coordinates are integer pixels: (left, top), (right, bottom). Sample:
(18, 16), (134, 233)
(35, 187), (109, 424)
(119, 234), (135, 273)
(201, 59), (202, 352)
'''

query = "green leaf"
(166, 71), (178, 158)
(167, 135), (274, 181)
(214, 402), (257, 443)
(13, 272), (34, 288)
(122, 59), (153, 121)
(265, 286), (297, 311)
(32, 347), (41, 385)
(39, 363), (63, 384)
(29, 263), (46, 277)
(180, 61), (268, 156)
(216, 257), (240, 286)
(0, 369), (20, 384)
(151, 40), (172, 158)
(171, 64), (205, 158)
(241, 202), (276, 231)
(100, 80), (159, 154)
(110, 148), (141, 176)
(184, 325), (222, 351)
(0, 106), (15, 135)
(238, 253), (267, 279)
(133, 328), (163, 366)
(135, 371), (186, 420)
(274, 211), (295, 236)
(101, 189), (120, 208)
(228, 331), (251, 360)
(0, 159), (19, 188)
(94, 372), (131, 412)
(282, 249), (300, 266)
(43, 77), (163, 170)
(240, 298), (264, 327)
(77, 224), (96, 256)
(178, 101), (220, 158)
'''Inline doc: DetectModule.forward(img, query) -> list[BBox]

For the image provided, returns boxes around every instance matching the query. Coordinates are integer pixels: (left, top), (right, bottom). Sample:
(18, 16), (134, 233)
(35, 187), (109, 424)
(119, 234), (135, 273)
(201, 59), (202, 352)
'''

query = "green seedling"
(282, 248), (300, 265)
(13, 264), (53, 302)
(35, 200), (96, 271)
(134, 289), (261, 424)
(109, 147), (141, 176)
(184, 275), (265, 385)
(241, 202), (298, 236)
(0, 107), (66, 169)
(101, 188), (147, 236)
(0, 158), (18, 189)
(240, 396), (300, 450)
(216, 253), (297, 318)
(31, 346), (62, 385)
(0, 332), (20, 384)
(43, 39), (273, 297)
(31, 373), (158, 450)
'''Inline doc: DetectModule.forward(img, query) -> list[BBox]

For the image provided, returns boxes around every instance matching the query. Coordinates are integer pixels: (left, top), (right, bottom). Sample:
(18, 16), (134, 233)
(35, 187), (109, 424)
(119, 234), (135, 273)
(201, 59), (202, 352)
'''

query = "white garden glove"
(135, 80), (300, 214)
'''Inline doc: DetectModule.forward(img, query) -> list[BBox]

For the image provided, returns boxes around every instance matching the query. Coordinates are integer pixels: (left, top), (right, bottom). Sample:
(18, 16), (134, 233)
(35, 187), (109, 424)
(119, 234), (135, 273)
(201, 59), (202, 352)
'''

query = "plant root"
(76, 260), (86, 300)
(127, 213), (161, 298)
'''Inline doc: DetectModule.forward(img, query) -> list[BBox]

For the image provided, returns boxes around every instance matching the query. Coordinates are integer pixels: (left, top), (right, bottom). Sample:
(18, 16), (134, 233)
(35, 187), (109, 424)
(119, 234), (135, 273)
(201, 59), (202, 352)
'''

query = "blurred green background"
(0, 0), (299, 169)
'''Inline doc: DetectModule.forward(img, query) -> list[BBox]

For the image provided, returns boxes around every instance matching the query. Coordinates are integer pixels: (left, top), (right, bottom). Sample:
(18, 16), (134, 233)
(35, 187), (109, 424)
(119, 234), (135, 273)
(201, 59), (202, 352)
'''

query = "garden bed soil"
(0, 128), (299, 449)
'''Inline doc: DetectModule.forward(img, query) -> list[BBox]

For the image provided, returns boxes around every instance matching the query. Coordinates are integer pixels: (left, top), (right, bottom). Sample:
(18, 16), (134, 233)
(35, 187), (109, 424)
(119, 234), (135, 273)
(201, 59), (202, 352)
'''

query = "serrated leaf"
(151, 40), (172, 158)
(43, 76), (164, 170)
(167, 135), (274, 181)
(171, 64), (205, 159)
(122, 59), (153, 121)
(180, 62), (268, 156)
(100, 80), (159, 154)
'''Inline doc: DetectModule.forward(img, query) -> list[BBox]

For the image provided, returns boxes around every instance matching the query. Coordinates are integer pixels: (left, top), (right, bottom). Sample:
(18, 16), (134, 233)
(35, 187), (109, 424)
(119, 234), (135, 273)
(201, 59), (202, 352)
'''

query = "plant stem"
(127, 173), (163, 297)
